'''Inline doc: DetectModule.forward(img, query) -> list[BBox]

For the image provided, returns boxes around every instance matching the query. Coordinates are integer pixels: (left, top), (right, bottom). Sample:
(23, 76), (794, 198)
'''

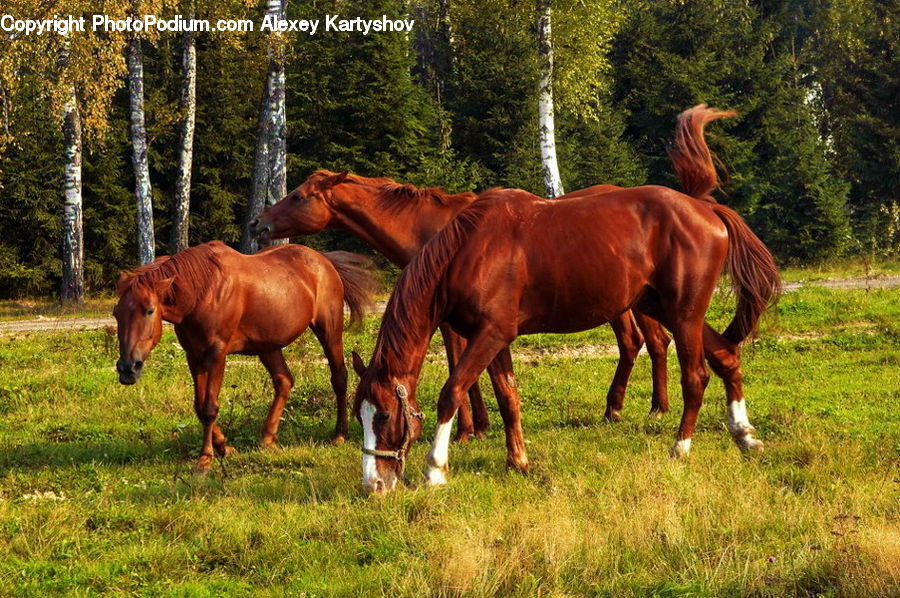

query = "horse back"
(440, 187), (729, 335)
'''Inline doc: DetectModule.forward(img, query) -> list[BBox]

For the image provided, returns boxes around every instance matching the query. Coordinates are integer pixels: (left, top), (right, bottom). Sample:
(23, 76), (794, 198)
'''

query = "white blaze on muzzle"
(360, 400), (379, 487)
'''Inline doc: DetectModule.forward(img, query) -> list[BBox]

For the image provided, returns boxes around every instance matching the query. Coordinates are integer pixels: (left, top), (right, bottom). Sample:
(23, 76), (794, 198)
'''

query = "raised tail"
(711, 204), (782, 344)
(668, 104), (736, 202)
(324, 251), (379, 327)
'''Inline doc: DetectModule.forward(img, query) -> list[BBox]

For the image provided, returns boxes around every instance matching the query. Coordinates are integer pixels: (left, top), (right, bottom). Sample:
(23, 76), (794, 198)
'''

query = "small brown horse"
(113, 241), (376, 470)
(352, 171), (780, 493)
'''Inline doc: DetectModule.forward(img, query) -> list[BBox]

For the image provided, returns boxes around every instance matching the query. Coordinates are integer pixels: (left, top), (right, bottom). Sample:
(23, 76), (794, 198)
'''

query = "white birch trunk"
(537, 0), (564, 198)
(128, 35), (155, 264)
(61, 84), (84, 303)
(242, 0), (287, 252)
(170, 29), (196, 254)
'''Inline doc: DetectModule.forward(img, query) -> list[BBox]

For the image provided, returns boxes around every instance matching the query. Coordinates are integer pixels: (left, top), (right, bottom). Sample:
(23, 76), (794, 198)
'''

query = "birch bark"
(128, 35), (155, 264)
(61, 83), (84, 303)
(170, 28), (196, 253)
(537, 0), (564, 198)
(242, 0), (287, 252)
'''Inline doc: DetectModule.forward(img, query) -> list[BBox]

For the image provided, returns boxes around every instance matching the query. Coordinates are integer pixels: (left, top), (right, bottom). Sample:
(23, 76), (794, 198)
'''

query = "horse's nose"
(116, 359), (142, 384)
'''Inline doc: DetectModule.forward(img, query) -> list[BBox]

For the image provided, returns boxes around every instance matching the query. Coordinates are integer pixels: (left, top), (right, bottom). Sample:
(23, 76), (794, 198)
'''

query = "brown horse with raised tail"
(251, 105), (737, 430)
(352, 125), (780, 493)
(113, 241), (377, 471)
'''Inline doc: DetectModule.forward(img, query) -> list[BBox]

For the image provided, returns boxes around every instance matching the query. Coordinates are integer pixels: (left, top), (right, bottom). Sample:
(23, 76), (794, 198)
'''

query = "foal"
(114, 241), (376, 470)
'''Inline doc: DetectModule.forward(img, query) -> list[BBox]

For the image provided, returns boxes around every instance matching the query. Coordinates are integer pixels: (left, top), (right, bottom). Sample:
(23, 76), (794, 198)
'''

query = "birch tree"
(241, 0), (288, 252)
(59, 42), (84, 303)
(537, 0), (564, 197)
(170, 19), (197, 253)
(128, 31), (155, 264)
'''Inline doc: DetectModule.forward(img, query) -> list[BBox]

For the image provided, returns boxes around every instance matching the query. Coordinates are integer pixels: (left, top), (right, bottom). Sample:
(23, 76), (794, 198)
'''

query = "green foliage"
(0, 0), (896, 296)
(611, 0), (852, 262)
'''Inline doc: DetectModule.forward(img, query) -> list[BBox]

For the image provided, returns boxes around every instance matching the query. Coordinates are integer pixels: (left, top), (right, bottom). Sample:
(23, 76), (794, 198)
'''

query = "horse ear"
(351, 350), (367, 378)
(153, 276), (175, 297)
(330, 171), (349, 187)
(115, 272), (134, 296)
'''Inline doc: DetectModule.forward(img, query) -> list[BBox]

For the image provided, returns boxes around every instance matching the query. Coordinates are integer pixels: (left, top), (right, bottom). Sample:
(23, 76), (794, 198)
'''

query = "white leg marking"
(360, 400), (379, 488)
(670, 437), (691, 458)
(426, 417), (455, 486)
(728, 399), (763, 452)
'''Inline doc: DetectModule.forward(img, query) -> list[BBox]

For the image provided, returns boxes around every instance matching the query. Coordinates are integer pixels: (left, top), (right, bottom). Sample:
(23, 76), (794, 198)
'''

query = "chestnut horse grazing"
(353, 184), (780, 493)
(113, 241), (376, 471)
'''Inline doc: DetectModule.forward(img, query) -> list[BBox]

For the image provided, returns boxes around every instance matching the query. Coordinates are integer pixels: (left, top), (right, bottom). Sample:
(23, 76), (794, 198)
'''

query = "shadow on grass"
(0, 420), (349, 471)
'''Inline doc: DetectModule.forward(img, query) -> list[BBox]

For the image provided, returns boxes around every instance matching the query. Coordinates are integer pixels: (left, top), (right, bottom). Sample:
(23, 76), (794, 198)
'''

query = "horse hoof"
(737, 435), (764, 453)
(194, 456), (213, 473)
(506, 458), (529, 474)
(604, 409), (622, 422)
(669, 438), (692, 458)
(425, 466), (448, 487)
(647, 409), (664, 420)
(331, 435), (346, 446)
(220, 446), (236, 458)
(260, 440), (282, 452)
(473, 430), (488, 440)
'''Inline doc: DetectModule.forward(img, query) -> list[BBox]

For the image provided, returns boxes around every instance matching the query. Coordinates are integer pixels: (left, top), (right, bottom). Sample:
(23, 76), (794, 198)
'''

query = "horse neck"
(375, 308), (437, 385)
(330, 187), (471, 266)
(158, 277), (210, 325)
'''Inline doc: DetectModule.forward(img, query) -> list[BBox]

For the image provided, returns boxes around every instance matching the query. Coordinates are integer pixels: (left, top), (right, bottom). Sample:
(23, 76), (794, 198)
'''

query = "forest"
(0, 0), (897, 300)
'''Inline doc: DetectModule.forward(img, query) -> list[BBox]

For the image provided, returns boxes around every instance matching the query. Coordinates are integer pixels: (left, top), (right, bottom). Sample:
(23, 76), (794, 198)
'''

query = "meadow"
(0, 278), (898, 596)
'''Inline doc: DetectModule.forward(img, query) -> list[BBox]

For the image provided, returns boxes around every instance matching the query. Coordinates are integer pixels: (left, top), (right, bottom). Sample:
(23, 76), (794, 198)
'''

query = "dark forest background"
(0, 0), (897, 298)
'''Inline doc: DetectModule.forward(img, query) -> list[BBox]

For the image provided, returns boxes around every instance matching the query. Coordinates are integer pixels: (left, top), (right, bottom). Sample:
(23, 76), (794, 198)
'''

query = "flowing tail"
(324, 251), (379, 327)
(711, 204), (782, 344)
(667, 104), (736, 202)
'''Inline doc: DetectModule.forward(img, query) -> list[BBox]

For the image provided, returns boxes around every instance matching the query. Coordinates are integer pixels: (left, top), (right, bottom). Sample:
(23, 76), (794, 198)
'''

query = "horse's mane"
(117, 242), (225, 311)
(371, 199), (493, 370)
(315, 170), (475, 214)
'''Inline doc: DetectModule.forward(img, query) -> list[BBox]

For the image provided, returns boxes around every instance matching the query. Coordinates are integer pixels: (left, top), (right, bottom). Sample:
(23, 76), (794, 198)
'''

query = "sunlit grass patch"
(0, 285), (897, 596)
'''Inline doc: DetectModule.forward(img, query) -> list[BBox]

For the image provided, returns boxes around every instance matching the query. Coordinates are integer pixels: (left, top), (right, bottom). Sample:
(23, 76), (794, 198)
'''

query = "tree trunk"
(240, 89), (271, 254)
(170, 29), (196, 254)
(537, 0), (564, 198)
(242, 0), (287, 252)
(60, 84), (84, 303)
(266, 0), (287, 217)
(128, 35), (155, 264)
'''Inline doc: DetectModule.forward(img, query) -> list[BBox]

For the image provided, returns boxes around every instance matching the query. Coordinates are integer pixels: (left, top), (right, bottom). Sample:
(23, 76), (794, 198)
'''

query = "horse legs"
(311, 320), (350, 444)
(258, 349), (294, 450)
(668, 316), (710, 457)
(605, 311), (643, 422)
(633, 309), (672, 418)
(703, 323), (763, 452)
(486, 347), (529, 472)
(441, 324), (490, 442)
(427, 326), (511, 486)
(189, 349), (229, 471)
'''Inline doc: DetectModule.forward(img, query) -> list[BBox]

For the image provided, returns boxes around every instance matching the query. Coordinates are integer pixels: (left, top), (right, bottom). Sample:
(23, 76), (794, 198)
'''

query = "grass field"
(0, 281), (898, 596)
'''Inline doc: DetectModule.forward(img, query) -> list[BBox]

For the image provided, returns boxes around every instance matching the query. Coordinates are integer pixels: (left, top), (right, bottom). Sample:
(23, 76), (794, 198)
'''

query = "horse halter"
(361, 384), (424, 473)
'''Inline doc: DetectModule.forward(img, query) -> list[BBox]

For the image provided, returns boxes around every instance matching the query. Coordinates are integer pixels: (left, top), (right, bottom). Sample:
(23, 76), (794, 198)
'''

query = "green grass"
(0, 286), (898, 596)
(0, 298), (116, 322)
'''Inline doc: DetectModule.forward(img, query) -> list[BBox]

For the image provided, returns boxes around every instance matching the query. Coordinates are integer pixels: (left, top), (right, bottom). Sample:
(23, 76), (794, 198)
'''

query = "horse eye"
(374, 411), (389, 423)
(146, 308), (155, 316)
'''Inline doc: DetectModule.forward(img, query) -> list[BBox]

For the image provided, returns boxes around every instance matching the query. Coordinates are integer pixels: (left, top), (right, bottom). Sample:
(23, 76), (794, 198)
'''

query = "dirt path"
(1, 277), (896, 334)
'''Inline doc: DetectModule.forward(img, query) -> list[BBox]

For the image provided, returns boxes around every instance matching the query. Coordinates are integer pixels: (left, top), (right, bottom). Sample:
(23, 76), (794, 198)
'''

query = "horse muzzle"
(116, 359), (143, 385)
(363, 469), (399, 495)
(249, 218), (272, 242)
